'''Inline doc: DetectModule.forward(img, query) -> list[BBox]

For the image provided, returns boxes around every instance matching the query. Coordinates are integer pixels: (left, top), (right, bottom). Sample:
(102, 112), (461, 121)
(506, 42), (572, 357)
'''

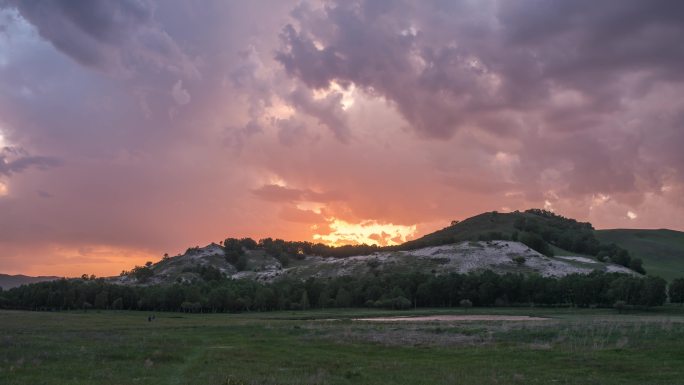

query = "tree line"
(0, 271), (672, 313)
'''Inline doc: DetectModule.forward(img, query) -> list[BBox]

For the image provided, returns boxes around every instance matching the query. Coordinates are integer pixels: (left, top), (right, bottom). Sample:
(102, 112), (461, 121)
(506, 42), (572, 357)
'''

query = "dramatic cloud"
(0, 0), (682, 276)
(0, 147), (60, 177)
(1, 0), (198, 77)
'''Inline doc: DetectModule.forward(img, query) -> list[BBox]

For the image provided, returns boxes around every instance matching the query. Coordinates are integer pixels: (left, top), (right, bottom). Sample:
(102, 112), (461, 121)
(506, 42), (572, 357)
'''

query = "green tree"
(223, 238), (245, 264)
(614, 300), (627, 314)
(300, 291), (310, 310)
(235, 254), (249, 271)
(519, 232), (553, 257)
(335, 288), (352, 308)
(94, 291), (109, 309)
(130, 265), (153, 283)
(669, 278), (684, 304)
(628, 258), (646, 274)
(640, 276), (666, 307)
(112, 297), (123, 310)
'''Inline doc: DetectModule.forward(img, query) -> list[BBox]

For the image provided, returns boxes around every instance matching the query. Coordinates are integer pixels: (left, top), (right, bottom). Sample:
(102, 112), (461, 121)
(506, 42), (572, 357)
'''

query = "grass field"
(596, 229), (684, 281)
(3, 307), (684, 385)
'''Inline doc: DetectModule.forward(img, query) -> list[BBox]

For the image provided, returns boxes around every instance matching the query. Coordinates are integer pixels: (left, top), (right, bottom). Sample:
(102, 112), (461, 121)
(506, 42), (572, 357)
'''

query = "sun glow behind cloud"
(313, 80), (356, 110)
(313, 218), (417, 247)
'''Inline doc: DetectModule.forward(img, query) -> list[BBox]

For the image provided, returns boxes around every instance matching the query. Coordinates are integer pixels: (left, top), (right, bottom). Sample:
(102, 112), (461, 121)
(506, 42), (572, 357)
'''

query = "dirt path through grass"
(353, 315), (549, 322)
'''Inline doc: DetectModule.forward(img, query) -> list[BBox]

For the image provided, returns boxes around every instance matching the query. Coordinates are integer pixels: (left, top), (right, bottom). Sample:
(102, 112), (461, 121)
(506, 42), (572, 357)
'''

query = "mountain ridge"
(0, 274), (61, 290)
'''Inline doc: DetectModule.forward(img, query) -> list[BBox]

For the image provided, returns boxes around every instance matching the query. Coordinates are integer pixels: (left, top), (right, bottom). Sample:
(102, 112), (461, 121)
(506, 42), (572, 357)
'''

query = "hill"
(596, 229), (684, 281)
(400, 209), (644, 273)
(0, 274), (60, 290)
(112, 239), (636, 286)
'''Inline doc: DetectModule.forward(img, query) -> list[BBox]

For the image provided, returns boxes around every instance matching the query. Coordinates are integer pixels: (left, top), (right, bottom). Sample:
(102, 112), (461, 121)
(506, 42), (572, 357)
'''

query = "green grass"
(596, 229), (684, 281)
(3, 307), (684, 384)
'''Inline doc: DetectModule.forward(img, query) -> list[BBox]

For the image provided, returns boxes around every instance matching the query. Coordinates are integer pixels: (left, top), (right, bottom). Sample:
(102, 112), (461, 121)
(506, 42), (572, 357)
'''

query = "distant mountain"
(0, 274), (60, 290)
(596, 229), (684, 281)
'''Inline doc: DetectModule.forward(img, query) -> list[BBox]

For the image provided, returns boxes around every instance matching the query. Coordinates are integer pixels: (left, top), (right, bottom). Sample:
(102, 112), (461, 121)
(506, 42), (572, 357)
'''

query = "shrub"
(614, 300), (627, 314)
(460, 299), (473, 310)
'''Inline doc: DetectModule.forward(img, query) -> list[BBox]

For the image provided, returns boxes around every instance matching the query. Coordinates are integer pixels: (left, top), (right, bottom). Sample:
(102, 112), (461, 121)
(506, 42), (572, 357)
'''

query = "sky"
(0, 0), (683, 277)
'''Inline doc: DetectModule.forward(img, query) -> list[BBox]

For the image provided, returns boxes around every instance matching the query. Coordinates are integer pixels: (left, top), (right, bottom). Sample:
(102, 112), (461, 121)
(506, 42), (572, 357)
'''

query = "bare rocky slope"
(112, 240), (637, 286)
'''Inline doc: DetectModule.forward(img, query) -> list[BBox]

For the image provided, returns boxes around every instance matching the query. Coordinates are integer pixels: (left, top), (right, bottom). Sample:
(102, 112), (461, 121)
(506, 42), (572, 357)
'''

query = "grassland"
(3, 307), (684, 384)
(597, 229), (684, 281)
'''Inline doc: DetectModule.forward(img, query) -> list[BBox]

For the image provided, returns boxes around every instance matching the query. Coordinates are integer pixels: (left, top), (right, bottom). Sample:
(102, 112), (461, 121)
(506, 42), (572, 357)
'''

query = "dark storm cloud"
(275, 0), (684, 200)
(1, 0), (683, 276)
(0, 147), (60, 176)
(1, 0), (196, 76)
(276, 0), (684, 138)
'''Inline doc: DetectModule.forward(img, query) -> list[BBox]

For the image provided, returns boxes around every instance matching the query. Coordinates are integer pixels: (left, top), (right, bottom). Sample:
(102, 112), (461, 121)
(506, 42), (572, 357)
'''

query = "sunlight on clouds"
(267, 174), (288, 187)
(47, 244), (155, 277)
(313, 218), (417, 247)
(590, 193), (611, 209)
(296, 201), (325, 214)
(0, 181), (8, 196)
(312, 80), (356, 110)
(265, 100), (296, 120)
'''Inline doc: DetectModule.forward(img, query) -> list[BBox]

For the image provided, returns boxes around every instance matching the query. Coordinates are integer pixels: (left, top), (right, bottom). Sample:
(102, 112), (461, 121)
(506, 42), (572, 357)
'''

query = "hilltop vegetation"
(402, 209), (645, 273)
(114, 238), (635, 289)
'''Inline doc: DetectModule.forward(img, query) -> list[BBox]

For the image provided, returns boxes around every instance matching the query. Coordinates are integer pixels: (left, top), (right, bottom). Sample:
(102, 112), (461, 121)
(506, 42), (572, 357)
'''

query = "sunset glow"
(0, 1), (683, 277)
(313, 218), (417, 247)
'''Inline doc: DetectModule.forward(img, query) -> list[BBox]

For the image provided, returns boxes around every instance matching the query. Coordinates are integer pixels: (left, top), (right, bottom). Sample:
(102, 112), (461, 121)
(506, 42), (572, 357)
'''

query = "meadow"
(3, 307), (684, 385)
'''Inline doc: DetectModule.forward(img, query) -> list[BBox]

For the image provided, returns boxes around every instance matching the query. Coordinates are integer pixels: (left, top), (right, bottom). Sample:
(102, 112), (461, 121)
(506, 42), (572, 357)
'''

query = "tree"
(335, 288), (352, 308)
(519, 232), (553, 257)
(513, 256), (526, 266)
(300, 291), (310, 310)
(239, 238), (258, 250)
(235, 254), (249, 271)
(223, 238), (245, 264)
(112, 297), (123, 310)
(130, 265), (153, 283)
(94, 291), (108, 309)
(614, 300), (627, 314)
(669, 278), (684, 304)
(640, 276), (666, 307)
(629, 258), (646, 274)
(459, 299), (472, 312)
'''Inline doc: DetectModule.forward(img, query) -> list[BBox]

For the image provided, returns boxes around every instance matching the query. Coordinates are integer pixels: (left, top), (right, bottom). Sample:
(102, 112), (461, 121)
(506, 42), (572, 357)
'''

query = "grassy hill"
(596, 229), (684, 281)
(402, 209), (648, 274)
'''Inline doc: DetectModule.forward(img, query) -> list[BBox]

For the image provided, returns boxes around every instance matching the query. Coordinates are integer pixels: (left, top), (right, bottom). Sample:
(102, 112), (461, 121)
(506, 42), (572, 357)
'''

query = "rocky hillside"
(112, 240), (637, 286)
